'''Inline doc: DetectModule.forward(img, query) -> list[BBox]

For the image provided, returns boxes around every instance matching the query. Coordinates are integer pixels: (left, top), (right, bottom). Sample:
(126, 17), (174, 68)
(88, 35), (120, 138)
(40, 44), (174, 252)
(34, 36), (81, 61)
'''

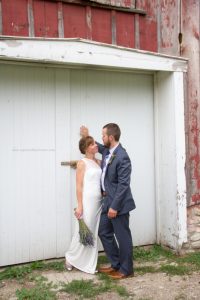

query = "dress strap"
(81, 158), (89, 168)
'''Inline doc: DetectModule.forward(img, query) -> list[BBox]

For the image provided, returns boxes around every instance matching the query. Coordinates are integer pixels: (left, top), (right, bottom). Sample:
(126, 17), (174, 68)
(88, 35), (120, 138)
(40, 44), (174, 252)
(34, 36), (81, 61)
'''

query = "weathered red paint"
(33, 0), (58, 37)
(192, 194), (200, 203)
(1, 0), (29, 36)
(123, 0), (132, 8)
(116, 12), (134, 48)
(137, 0), (157, 52)
(137, 0), (156, 18)
(63, 4), (87, 38)
(182, 0), (200, 205)
(159, 0), (179, 56)
(86, 6), (92, 40)
(91, 8), (112, 44)
(89, 0), (133, 8)
(139, 17), (157, 52)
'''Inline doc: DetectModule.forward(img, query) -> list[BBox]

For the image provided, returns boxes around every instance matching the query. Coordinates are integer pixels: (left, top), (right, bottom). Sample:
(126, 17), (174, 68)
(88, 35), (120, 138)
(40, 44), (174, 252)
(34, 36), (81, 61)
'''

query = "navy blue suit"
(97, 142), (136, 275)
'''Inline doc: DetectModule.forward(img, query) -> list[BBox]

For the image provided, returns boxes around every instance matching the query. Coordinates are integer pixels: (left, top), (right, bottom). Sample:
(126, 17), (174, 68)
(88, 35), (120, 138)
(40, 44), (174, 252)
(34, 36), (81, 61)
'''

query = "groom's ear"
(109, 135), (114, 141)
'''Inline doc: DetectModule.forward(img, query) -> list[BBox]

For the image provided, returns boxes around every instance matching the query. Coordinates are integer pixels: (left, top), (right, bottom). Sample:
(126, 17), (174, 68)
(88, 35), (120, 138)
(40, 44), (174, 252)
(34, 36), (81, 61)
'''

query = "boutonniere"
(108, 154), (116, 165)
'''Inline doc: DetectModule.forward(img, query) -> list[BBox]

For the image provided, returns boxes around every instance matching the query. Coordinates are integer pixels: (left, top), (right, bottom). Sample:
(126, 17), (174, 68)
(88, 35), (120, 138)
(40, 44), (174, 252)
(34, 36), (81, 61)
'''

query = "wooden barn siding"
(0, 0), (200, 207)
(182, 0), (200, 205)
(0, 0), (138, 48)
(1, 0), (29, 36)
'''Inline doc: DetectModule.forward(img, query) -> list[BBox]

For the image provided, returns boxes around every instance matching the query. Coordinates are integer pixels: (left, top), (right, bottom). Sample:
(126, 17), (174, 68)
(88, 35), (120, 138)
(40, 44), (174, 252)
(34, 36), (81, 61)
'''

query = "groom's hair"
(103, 123), (121, 141)
(79, 136), (94, 154)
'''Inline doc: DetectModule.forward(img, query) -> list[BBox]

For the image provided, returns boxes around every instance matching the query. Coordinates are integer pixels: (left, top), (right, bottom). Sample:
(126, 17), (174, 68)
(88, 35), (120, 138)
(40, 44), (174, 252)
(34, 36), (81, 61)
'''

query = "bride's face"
(86, 142), (98, 154)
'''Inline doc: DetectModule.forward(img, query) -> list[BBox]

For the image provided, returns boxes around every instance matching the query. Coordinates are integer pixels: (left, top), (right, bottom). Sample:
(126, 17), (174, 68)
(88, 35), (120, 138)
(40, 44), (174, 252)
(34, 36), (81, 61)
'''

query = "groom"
(80, 123), (136, 279)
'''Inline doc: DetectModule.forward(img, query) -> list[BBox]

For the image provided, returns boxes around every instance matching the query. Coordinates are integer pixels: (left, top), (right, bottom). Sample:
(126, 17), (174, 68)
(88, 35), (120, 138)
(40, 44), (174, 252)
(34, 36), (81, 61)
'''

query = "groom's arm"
(96, 142), (105, 155)
(110, 154), (132, 212)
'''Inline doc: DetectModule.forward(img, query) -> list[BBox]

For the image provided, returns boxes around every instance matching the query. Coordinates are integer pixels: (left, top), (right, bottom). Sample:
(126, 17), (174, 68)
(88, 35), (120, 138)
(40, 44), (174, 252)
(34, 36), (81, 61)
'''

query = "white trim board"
(0, 37), (187, 72)
(0, 38), (188, 251)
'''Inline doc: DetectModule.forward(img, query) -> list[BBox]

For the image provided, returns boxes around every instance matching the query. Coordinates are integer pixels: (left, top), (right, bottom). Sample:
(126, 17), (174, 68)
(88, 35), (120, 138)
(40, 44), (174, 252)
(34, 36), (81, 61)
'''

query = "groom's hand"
(80, 126), (89, 137)
(108, 208), (117, 218)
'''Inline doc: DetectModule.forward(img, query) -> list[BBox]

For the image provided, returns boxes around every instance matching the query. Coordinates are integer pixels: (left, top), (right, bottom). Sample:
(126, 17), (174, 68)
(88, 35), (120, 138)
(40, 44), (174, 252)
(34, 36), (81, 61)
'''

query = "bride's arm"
(75, 160), (85, 219)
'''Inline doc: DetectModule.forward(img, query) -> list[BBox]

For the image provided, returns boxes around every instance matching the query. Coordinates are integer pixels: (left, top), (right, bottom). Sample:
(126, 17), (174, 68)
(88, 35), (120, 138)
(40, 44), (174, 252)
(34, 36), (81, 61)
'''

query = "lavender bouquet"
(78, 218), (94, 247)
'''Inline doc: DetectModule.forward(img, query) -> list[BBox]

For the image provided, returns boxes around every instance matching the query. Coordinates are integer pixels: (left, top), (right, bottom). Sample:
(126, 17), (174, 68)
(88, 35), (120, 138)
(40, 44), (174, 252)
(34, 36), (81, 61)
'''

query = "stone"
(190, 233), (200, 242)
(191, 240), (200, 249)
(194, 208), (200, 216)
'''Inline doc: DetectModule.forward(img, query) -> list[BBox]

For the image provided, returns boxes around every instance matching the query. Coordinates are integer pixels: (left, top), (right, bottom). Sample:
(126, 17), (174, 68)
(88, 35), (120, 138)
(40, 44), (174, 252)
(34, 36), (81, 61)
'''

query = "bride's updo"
(79, 136), (94, 154)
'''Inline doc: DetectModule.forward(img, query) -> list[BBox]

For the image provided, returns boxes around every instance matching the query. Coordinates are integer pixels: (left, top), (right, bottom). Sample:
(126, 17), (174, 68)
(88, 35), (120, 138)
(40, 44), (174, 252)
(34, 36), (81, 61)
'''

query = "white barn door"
(69, 70), (156, 246)
(0, 65), (71, 266)
(0, 64), (155, 266)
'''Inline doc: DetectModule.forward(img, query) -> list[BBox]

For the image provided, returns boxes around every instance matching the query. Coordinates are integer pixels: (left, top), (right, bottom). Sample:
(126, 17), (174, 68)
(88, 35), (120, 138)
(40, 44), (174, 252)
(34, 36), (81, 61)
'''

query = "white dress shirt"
(101, 143), (119, 191)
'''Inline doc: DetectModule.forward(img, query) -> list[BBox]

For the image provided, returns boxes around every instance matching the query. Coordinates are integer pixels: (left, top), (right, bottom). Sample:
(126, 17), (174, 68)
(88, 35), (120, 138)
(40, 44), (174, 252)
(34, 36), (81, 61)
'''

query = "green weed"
(16, 281), (56, 300)
(0, 260), (65, 281)
(134, 244), (176, 262)
(62, 274), (130, 299)
(159, 264), (190, 276)
(61, 279), (99, 298)
(97, 255), (109, 265)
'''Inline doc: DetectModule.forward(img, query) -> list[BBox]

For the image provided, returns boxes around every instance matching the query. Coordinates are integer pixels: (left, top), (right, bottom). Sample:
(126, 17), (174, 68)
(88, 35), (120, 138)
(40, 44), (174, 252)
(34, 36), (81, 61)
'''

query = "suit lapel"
(101, 148), (110, 169)
(104, 143), (121, 175)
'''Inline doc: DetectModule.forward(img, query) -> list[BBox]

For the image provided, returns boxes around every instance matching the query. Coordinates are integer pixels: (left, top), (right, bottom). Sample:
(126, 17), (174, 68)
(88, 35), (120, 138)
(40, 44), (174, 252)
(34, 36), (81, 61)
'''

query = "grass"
(135, 266), (157, 274)
(159, 264), (191, 276)
(61, 279), (99, 298)
(97, 254), (109, 265)
(134, 244), (176, 262)
(133, 245), (200, 276)
(0, 260), (65, 282)
(114, 285), (130, 297)
(61, 273), (131, 298)
(177, 251), (200, 269)
(16, 281), (56, 300)
(0, 265), (33, 281)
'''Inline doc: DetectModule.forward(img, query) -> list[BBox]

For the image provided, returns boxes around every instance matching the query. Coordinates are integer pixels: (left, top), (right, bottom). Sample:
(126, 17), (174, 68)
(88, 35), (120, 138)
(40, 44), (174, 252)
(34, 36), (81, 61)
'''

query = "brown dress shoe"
(98, 266), (116, 274)
(108, 270), (134, 279)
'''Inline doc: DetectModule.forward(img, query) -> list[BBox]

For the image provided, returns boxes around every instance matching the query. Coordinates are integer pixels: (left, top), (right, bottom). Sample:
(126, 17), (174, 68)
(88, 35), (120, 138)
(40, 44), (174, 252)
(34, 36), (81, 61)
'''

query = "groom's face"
(102, 128), (111, 148)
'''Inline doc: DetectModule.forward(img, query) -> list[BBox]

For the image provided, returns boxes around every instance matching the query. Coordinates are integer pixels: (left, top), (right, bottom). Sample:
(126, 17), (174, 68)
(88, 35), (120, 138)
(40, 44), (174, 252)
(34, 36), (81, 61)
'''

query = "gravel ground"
(1, 265), (200, 300)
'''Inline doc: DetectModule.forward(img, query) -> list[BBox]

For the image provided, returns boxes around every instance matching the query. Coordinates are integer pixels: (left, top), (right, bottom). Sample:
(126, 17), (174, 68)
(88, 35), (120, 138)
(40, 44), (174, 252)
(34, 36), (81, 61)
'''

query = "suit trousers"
(98, 212), (133, 275)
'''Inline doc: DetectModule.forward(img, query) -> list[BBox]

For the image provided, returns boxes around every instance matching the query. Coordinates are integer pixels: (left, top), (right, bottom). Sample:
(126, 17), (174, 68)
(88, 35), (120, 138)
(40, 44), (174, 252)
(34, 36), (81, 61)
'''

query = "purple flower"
(78, 218), (94, 247)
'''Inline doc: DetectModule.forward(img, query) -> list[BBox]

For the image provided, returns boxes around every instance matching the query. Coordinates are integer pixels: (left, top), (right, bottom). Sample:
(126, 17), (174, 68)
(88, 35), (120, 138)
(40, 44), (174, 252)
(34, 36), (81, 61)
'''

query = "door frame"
(0, 37), (188, 251)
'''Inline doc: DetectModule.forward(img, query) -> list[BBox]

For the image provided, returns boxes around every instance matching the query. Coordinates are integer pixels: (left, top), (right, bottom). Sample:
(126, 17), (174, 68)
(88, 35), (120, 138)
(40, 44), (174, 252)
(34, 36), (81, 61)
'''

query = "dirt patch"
(0, 280), (20, 300)
(122, 272), (200, 300)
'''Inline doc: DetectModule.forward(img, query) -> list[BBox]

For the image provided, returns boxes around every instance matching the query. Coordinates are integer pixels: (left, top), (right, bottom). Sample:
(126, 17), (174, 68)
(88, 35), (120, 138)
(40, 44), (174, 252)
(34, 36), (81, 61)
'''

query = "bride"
(65, 136), (102, 274)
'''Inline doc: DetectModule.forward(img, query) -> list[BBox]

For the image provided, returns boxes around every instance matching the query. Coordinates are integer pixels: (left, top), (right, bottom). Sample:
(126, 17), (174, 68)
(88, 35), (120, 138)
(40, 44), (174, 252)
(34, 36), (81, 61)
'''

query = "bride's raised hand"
(80, 126), (89, 138)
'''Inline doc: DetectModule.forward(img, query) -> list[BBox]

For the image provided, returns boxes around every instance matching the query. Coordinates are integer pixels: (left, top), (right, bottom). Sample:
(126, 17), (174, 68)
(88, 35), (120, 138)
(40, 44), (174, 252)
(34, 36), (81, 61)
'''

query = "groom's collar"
(109, 142), (120, 155)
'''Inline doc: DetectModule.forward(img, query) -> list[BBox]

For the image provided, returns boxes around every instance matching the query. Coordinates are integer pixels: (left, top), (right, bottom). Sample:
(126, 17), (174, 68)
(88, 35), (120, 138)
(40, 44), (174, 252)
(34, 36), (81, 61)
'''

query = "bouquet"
(78, 217), (94, 247)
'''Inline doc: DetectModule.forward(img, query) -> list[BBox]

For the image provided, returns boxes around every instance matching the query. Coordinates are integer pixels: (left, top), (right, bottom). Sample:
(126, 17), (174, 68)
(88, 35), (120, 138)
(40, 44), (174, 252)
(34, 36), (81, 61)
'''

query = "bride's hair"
(79, 136), (94, 154)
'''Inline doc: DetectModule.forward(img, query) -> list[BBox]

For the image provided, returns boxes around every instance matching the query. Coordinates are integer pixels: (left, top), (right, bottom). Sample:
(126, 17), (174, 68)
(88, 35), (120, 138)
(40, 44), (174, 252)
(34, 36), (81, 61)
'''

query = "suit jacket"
(97, 142), (136, 215)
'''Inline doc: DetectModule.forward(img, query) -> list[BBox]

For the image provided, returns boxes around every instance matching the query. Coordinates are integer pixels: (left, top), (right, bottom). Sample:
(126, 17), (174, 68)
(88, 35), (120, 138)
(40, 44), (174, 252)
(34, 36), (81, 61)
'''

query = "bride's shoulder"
(77, 159), (86, 169)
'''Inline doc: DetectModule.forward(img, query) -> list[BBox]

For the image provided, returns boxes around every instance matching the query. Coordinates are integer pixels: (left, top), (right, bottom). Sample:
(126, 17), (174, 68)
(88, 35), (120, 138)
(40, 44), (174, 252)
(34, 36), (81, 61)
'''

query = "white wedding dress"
(65, 158), (102, 274)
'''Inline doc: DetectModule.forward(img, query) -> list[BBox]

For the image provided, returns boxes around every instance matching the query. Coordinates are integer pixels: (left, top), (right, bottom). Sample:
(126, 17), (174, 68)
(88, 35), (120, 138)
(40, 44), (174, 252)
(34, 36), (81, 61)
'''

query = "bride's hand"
(74, 207), (83, 219)
(80, 126), (89, 138)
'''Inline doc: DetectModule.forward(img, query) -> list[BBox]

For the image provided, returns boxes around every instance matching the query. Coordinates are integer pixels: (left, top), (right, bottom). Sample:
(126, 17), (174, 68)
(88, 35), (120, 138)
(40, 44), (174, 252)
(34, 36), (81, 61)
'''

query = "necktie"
(102, 151), (110, 169)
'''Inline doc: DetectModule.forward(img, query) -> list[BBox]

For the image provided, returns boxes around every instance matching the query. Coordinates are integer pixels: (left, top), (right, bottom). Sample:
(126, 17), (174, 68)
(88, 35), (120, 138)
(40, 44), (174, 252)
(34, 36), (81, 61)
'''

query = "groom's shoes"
(108, 271), (134, 280)
(98, 266), (116, 274)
